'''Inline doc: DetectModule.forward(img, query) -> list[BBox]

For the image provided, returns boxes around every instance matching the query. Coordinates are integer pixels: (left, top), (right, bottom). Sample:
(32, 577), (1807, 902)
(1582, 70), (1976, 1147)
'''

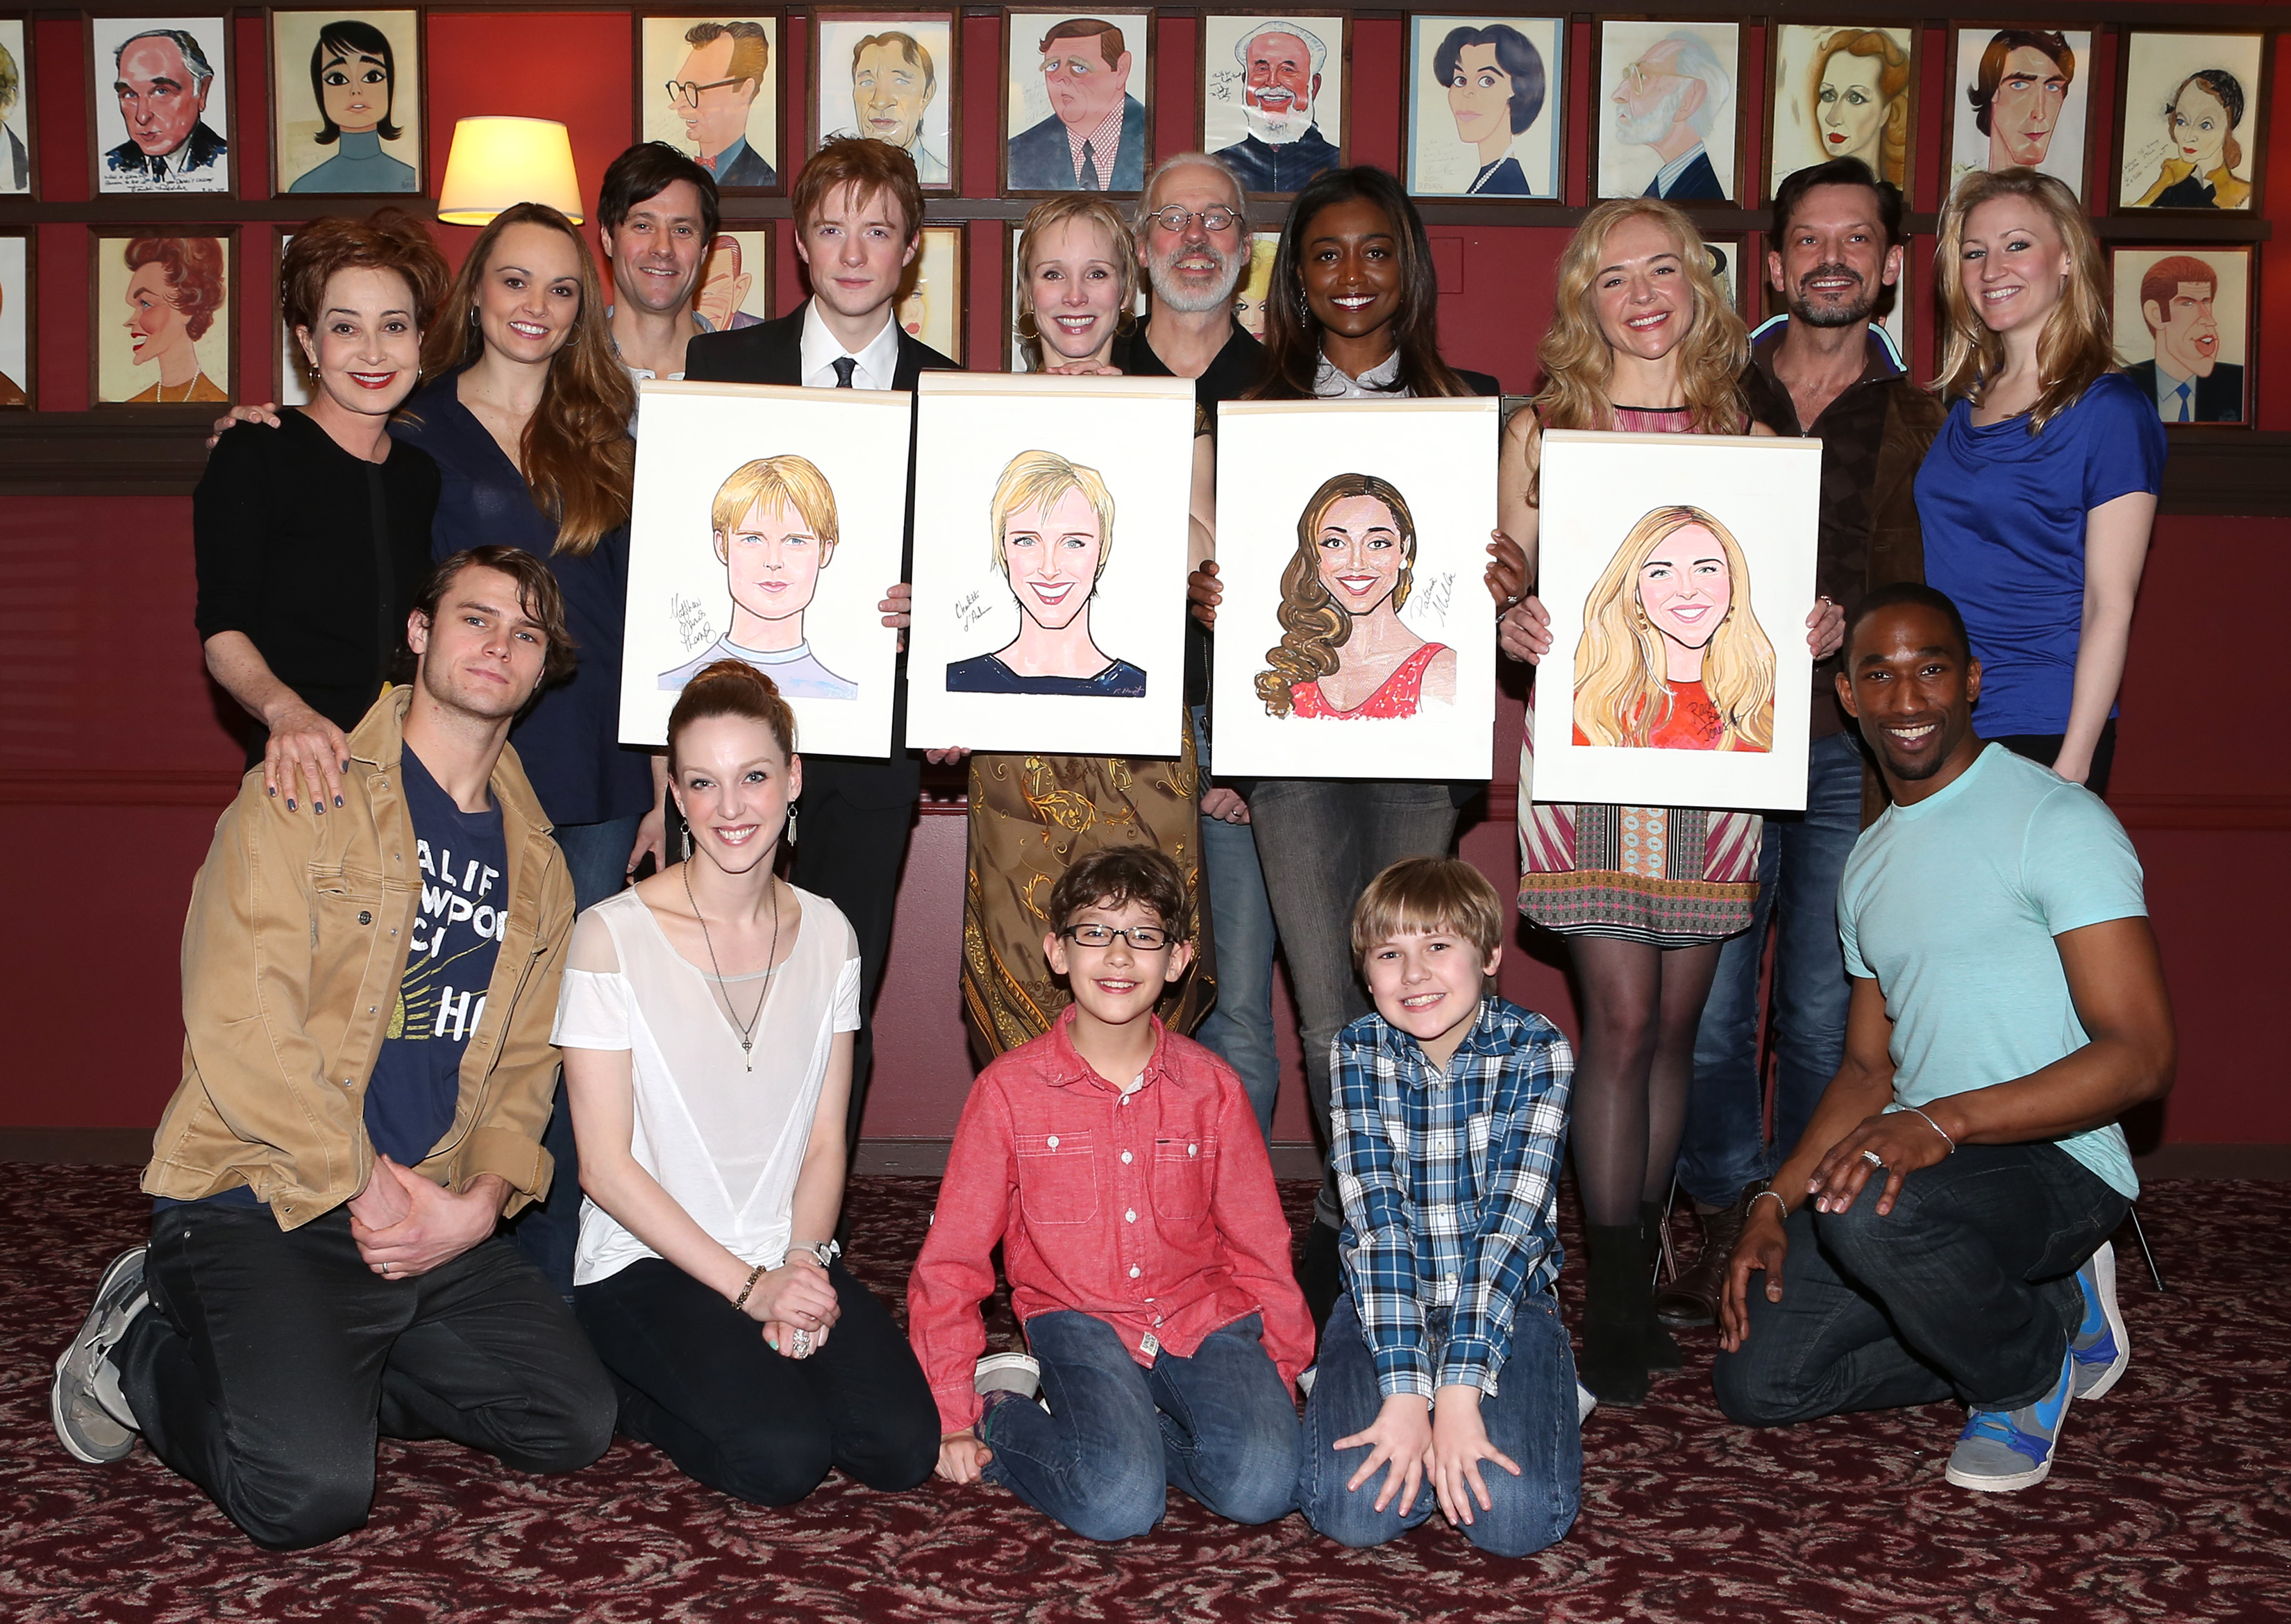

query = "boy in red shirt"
(909, 847), (1312, 1541)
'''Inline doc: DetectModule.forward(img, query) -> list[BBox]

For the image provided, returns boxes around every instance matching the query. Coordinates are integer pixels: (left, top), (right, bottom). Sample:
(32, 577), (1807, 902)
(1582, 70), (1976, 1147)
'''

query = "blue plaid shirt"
(1331, 996), (1574, 1399)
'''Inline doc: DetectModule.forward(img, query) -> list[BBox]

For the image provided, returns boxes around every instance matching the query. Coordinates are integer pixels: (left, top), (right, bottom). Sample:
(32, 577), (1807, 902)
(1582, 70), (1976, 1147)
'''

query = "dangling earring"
(1016, 310), (1040, 340)
(1294, 288), (1311, 321)
(784, 804), (798, 846)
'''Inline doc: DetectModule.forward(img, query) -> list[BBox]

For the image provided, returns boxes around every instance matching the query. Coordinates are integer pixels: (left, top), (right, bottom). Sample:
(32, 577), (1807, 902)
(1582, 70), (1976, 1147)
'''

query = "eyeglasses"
(1146, 206), (1241, 235)
(1059, 923), (1173, 951)
(666, 76), (743, 106)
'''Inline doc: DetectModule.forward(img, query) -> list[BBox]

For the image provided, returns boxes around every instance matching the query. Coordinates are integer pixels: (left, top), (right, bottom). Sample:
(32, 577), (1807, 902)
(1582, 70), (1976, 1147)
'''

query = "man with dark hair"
(830, 31), (946, 184)
(671, 19), (777, 187)
(1007, 18), (1145, 192)
(105, 27), (228, 190)
(2124, 254), (2243, 424)
(1969, 28), (2074, 171)
(685, 138), (958, 1184)
(51, 549), (615, 1550)
(598, 140), (721, 383)
(1715, 583), (2174, 1495)
(1656, 156), (1948, 1330)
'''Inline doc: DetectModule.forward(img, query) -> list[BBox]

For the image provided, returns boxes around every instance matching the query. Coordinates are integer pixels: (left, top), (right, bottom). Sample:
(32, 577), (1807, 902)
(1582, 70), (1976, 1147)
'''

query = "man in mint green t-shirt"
(1713, 585), (2175, 1496)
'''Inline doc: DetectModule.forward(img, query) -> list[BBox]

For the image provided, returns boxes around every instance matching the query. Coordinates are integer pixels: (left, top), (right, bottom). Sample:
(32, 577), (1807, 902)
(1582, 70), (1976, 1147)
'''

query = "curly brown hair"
(124, 236), (227, 342)
(280, 206), (449, 338)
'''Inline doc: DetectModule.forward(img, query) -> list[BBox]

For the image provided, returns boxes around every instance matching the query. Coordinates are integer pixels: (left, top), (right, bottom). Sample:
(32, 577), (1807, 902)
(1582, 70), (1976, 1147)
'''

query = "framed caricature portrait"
(1003, 9), (1152, 196)
(0, 228), (31, 408)
(277, 229), (311, 406)
(91, 16), (232, 195)
(1200, 14), (1347, 197)
(1596, 20), (1740, 203)
(1948, 25), (2094, 199)
(1232, 231), (1280, 340)
(92, 226), (235, 405)
(812, 10), (957, 190)
(1704, 235), (1745, 314)
(698, 227), (773, 331)
(1768, 24), (1915, 198)
(2115, 32), (2267, 213)
(2110, 245), (2253, 428)
(270, 11), (420, 197)
(639, 14), (782, 192)
(1, 17), (34, 196)
(898, 224), (963, 362)
(1404, 16), (1563, 200)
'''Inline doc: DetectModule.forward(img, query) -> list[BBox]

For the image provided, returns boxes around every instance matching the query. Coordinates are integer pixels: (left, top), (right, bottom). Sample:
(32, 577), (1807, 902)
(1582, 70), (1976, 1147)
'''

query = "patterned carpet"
(4, 1164), (2285, 1623)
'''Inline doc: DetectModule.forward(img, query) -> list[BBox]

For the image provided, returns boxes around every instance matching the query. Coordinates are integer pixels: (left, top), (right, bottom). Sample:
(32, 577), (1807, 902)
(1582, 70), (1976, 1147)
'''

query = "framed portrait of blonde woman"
(90, 225), (235, 405)
(897, 224), (963, 362)
(1209, 396), (1500, 781)
(1768, 24), (1915, 199)
(2113, 31), (2267, 214)
(1529, 430), (1820, 811)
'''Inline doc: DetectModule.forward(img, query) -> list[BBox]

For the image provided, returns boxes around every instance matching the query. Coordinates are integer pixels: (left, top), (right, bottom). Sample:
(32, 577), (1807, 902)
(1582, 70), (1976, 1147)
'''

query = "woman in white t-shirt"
(555, 659), (937, 1504)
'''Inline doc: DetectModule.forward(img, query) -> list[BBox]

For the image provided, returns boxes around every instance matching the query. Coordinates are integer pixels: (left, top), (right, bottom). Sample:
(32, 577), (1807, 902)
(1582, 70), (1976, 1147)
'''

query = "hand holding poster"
(1210, 397), (1498, 780)
(905, 373), (1193, 757)
(1529, 429), (1819, 812)
(619, 380), (909, 757)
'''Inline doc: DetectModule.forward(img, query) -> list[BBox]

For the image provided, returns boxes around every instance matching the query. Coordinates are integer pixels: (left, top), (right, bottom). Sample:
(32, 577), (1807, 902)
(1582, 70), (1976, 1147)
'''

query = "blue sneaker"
(1945, 1348), (2073, 1493)
(2070, 1241), (2131, 1400)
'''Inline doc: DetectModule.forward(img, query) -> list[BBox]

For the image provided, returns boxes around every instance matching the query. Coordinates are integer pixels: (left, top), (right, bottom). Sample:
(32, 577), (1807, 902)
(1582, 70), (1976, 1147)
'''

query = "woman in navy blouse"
(1915, 169), (2167, 794)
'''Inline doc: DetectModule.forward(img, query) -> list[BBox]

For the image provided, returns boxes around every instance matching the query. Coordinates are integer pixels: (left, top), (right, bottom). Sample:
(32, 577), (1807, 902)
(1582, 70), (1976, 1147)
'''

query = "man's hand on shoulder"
(350, 1158), (507, 1278)
(207, 401), (283, 449)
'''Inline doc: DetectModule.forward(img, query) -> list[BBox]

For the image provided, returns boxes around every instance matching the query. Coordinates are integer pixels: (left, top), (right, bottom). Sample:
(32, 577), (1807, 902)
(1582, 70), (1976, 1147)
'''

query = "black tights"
(1566, 936), (1723, 1230)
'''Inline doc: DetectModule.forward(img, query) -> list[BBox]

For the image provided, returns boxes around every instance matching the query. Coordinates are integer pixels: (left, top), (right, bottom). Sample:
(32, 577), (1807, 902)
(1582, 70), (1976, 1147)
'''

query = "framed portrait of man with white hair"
(1199, 14), (1348, 198)
(90, 15), (233, 194)
(639, 14), (784, 192)
(0, 18), (35, 196)
(1595, 19), (1740, 203)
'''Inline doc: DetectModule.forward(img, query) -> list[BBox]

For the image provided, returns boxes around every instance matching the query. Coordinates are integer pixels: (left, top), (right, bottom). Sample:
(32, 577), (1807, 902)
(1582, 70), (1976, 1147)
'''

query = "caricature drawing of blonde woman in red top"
(1572, 503), (1774, 751)
(1254, 471), (1454, 720)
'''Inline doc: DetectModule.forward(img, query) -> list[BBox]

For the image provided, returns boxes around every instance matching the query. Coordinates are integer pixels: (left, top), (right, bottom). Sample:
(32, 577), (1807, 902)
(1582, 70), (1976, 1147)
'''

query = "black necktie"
(1079, 141), (1099, 190)
(832, 355), (857, 388)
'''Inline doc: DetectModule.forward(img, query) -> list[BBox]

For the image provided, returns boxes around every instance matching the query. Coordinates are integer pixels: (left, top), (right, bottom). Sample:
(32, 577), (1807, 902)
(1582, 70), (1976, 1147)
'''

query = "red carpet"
(4, 1164), (2284, 1622)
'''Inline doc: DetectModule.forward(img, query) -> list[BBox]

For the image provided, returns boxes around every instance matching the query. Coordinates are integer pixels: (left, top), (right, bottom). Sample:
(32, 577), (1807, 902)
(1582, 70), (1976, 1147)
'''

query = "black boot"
(1654, 1185), (1758, 1329)
(1298, 1220), (1343, 1338)
(1638, 1202), (1684, 1373)
(1579, 1225), (1651, 1405)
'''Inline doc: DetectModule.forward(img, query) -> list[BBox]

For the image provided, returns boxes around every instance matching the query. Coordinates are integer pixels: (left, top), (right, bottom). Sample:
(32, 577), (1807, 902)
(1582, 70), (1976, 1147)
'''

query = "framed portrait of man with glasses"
(637, 12), (784, 193)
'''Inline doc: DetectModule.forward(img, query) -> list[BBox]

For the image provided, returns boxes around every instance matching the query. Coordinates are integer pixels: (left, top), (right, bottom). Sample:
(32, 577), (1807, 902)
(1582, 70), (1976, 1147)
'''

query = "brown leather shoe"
(1653, 1186), (1759, 1328)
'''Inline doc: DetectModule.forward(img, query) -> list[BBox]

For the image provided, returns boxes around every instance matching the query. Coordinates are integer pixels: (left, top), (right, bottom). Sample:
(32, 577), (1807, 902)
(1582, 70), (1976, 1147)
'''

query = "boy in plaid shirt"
(1297, 857), (1582, 1557)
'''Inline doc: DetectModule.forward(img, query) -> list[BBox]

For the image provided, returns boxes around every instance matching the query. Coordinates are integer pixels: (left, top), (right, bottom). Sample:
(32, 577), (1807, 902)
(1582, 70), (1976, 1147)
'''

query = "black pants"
(1995, 717), (2116, 797)
(117, 1203), (616, 1550)
(575, 1257), (939, 1506)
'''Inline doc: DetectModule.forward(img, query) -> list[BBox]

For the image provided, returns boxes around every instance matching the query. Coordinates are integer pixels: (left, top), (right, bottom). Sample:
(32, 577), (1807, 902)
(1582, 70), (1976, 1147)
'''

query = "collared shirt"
(907, 1007), (1315, 1433)
(1331, 996), (1574, 1400)
(1064, 100), (1126, 190)
(1742, 315), (1904, 738)
(798, 299), (902, 390)
(2151, 361), (2197, 423)
(1651, 142), (1711, 197)
(1313, 349), (1405, 399)
(607, 306), (716, 385)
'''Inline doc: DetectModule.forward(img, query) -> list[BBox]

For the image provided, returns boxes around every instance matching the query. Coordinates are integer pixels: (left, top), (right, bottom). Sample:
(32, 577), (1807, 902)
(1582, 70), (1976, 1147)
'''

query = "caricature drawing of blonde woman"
(1256, 471), (1454, 719)
(1572, 503), (1773, 751)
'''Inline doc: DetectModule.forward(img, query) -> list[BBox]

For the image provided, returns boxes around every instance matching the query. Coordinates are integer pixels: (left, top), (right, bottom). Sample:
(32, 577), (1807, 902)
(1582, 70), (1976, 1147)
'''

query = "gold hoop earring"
(1016, 310), (1040, 340)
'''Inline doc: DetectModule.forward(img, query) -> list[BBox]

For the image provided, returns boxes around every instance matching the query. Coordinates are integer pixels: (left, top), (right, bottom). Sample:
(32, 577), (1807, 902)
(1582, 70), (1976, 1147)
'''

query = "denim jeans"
(1189, 707), (1281, 1140)
(1247, 780), (1459, 1227)
(1679, 732), (1864, 1206)
(1712, 1142), (2129, 1424)
(980, 1310), (1302, 1541)
(1298, 1289), (1581, 1557)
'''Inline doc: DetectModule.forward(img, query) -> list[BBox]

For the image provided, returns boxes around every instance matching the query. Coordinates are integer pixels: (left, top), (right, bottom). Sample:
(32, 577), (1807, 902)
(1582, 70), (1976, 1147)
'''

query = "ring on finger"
(1860, 1148), (1885, 1169)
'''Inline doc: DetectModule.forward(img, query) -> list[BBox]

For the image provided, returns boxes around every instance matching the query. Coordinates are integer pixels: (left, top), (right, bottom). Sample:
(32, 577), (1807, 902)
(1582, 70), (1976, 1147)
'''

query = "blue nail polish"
(286, 799), (296, 810)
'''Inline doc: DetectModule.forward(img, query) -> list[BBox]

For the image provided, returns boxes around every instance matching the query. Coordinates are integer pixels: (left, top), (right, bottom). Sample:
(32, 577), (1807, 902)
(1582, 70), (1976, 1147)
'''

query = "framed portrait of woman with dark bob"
(1404, 15), (1563, 199)
(2114, 31), (2267, 213)
(270, 11), (421, 195)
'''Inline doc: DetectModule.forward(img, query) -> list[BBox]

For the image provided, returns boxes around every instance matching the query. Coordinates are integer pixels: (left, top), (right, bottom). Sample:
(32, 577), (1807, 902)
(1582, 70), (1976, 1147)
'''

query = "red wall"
(2, 9), (2281, 1149)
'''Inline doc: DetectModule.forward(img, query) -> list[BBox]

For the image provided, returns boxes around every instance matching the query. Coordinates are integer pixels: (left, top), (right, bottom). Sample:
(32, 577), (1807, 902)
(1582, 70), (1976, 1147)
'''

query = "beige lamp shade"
(435, 117), (584, 225)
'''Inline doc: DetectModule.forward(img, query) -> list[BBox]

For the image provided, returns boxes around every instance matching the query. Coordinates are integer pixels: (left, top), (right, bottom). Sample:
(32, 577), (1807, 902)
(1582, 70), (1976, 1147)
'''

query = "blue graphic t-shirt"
(363, 747), (509, 1166)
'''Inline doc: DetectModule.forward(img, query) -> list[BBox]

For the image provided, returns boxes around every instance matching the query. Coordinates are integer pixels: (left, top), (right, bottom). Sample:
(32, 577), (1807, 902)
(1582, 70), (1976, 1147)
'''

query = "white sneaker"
(1296, 1364), (1318, 1399)
(1577, 1381), (1598, 1425)
(975, 1350), (1043, 1405)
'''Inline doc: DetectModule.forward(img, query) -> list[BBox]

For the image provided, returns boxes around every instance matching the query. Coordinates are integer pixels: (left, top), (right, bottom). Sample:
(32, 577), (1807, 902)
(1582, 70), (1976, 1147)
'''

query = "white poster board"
(1210, 397), (1498, 780)
(619, 380), (909, 758)
(905, 372), (1193, 757)
(1531, 430), (1818, 812)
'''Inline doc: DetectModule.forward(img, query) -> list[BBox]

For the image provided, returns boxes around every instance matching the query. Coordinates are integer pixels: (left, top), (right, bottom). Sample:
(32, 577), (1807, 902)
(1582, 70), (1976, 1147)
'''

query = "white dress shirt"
(799, 299), (903, 390)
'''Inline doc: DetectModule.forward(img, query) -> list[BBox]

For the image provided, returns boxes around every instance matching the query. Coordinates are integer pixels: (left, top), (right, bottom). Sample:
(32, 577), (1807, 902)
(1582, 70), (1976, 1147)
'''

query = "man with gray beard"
(1211, 24), (1339, 194)
(1611, 29), (1729, 200)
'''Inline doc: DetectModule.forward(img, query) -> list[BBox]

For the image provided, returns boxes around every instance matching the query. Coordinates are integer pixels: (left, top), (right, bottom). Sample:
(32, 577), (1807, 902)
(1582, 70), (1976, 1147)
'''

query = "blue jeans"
(980, 1310), (1302, 1541)
(1713, 1143), (2128, 1423)
(512, 813), (643, 1300)
(1189, 707), (1281, 1140)
(1679, 732), (1863, 1207)
(1299, 1290), (1581, 1557)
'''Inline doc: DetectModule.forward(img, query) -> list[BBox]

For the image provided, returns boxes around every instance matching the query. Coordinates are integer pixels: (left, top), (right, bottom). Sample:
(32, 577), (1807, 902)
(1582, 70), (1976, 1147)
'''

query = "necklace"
(682, 860), (780, 1071)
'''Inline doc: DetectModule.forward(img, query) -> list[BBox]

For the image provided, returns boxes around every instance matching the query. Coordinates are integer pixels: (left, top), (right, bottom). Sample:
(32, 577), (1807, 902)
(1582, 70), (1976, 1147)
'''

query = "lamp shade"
(435, 117), (584, 225)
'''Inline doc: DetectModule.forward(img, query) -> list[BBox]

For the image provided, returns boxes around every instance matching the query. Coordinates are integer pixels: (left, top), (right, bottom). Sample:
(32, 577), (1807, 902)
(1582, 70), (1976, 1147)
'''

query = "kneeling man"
(1713, 583), (2173, 1493)
(52, 548), (616, 1548)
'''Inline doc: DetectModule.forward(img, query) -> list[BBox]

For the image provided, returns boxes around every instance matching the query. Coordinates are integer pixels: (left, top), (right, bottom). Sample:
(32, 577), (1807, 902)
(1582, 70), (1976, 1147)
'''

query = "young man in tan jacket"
(51, 548), (616, 1549)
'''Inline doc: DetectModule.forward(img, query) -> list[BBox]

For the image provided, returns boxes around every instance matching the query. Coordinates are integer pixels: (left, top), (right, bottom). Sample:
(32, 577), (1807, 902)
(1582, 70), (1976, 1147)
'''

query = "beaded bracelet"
(1749, 1188), (1789, 1222)
(731, 1262), (766, 1311)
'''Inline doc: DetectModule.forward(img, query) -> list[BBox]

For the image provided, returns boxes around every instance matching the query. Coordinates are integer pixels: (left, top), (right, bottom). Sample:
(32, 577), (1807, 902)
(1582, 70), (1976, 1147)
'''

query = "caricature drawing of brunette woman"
(1572, 503), (1773, 751)
(287, 20), (417, 194)
(1255, 471), (1453, 719)
(947, 447), (1146, 696)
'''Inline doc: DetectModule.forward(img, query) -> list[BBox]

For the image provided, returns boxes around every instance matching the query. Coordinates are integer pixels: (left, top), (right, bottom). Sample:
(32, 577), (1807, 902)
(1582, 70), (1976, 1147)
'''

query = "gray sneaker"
(1945, 1348), (2073, 1493)
(51, 1246), (149, 1464)
(2069, 1241), (2131, 1400)
(975, 1350), (1042, 1403)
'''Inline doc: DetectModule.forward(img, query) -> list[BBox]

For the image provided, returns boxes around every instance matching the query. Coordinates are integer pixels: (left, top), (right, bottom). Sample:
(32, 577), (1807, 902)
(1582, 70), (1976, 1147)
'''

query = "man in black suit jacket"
(2123, 359), (2243, 423)
(685, 137), (957, 1166)
(102, 28), (228, 190)
(2126, 253), (2245, 423)
(1007, 18), (1145, 192)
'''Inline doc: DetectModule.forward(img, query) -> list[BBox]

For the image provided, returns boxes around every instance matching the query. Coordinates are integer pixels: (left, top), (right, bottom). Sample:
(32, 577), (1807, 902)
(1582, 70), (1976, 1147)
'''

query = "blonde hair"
(1808, 28), (1912, 188)
(1932, 167), (2117, 433)
(988, 449), (1115, 578)
(1575, 505), (1774, 751)
(1255, 473), (1416, 719)
(1014, 194), (1139, 367)
(710, 455), (839, 554)
(1351, 857), (1504, 971)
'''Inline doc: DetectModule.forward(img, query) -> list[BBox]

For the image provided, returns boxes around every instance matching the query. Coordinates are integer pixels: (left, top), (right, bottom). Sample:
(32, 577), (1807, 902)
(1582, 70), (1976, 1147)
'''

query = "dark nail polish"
(286, 799), (296, 810)
(334, 796), (344, 807)
(268, 785), (277, 796)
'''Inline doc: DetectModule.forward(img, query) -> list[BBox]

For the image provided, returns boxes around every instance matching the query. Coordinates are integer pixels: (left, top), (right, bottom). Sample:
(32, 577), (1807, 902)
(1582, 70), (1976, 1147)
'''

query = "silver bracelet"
(1904, 1105), (1957, 1153)
(1749, 1188), (1789, 1222)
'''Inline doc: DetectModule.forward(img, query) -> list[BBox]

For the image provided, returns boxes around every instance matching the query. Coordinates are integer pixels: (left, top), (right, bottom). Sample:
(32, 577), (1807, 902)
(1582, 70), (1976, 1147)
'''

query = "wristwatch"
(789, 1239), (841, 1270)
